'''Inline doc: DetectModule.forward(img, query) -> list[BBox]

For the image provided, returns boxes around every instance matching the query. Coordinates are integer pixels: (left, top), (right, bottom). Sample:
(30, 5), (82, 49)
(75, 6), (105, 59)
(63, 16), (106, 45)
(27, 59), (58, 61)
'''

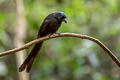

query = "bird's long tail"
(19, 42), (43, 72)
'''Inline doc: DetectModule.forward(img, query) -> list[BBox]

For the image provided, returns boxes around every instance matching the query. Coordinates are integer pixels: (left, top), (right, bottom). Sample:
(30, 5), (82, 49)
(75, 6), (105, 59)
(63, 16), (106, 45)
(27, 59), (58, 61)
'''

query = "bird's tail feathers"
(19, 42), (43, 72)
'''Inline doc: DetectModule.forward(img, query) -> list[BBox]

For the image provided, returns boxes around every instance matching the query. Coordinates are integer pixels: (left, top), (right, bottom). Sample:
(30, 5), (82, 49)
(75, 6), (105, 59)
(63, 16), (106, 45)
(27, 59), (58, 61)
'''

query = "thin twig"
(0, 33), (120, 67)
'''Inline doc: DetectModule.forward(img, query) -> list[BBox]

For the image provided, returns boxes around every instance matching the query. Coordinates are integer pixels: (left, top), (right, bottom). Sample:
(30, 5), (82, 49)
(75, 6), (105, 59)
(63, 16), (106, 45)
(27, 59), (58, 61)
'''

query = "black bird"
(19, 12), (67, 72)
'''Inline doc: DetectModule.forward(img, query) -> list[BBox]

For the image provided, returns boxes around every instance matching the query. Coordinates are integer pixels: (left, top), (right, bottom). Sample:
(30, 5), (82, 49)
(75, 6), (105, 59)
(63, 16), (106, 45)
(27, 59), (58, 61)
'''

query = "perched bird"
(19, 12), (67, 72)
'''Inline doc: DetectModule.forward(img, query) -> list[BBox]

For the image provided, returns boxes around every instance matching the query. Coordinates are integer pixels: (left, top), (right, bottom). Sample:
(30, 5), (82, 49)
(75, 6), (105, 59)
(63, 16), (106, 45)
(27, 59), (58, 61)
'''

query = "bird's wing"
(37, 19), (50, 37)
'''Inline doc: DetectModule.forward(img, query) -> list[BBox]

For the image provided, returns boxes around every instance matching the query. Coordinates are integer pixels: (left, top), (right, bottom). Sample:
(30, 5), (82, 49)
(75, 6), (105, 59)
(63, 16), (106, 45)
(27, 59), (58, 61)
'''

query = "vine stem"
(0, 33), (120, 67)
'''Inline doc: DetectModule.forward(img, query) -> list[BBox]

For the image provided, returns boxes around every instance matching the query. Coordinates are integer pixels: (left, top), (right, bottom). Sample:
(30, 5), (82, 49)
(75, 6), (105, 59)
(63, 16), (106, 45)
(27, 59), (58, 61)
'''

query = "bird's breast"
(47, 21), (61, 33)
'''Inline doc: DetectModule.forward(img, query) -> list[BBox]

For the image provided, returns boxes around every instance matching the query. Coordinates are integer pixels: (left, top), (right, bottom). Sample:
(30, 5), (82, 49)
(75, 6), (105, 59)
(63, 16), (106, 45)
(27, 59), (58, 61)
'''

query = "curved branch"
(0, 33), (120, 67)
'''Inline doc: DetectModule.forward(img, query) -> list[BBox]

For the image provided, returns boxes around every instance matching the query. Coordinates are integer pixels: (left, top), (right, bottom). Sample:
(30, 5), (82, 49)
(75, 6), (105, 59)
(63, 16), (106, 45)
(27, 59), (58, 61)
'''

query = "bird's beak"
(62, 18), (67, 23)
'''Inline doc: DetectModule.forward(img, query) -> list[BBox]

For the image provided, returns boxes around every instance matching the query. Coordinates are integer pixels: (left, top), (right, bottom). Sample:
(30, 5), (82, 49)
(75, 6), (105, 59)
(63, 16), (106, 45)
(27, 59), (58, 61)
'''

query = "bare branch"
(0, 33), (120, 67)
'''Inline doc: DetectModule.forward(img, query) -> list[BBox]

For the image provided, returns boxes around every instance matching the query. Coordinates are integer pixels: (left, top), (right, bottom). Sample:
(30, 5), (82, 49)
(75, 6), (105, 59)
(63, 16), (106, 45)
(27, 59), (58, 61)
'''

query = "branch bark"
(0, 33), (120, 68)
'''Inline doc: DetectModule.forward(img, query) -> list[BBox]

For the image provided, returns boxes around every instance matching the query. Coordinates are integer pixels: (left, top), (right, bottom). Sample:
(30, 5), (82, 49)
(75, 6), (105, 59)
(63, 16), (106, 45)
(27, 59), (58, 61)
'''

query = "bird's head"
(55, 12), (67, 23)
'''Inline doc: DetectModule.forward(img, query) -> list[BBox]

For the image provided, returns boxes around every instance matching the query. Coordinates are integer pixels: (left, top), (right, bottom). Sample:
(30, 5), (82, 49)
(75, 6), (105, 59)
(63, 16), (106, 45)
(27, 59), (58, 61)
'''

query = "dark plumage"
(19, 12), (67, 72)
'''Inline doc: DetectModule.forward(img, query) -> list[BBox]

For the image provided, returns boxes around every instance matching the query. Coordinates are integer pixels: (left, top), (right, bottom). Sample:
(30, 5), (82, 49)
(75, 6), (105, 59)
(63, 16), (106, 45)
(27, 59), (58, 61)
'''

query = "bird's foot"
(47, 34), (52, 39)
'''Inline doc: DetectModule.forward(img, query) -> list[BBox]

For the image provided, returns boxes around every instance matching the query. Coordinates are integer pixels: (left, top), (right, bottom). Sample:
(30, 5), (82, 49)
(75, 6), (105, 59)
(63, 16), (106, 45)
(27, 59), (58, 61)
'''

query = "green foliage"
(0, 0), (120, 80)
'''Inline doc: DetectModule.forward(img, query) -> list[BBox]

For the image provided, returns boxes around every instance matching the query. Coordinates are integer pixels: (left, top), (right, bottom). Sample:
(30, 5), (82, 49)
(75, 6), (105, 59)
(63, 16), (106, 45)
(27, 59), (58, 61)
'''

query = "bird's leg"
(47, 33), (59, 39)
(47, 34), (52, 39)
(47, 33), (61, 39)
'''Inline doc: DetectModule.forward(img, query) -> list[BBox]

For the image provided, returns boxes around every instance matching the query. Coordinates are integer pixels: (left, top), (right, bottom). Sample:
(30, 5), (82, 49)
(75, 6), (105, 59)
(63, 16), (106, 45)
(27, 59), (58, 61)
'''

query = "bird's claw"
(47, 34), (52, 39)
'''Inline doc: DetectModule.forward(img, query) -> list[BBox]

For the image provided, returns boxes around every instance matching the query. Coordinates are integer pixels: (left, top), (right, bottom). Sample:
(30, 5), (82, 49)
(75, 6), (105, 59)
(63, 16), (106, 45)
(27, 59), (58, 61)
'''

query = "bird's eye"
(62, 16), (66, 19)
